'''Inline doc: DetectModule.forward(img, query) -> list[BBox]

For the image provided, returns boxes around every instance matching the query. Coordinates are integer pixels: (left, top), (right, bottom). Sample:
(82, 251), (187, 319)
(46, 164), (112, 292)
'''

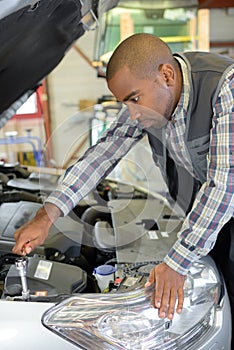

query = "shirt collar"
(171, 56), (190, 118)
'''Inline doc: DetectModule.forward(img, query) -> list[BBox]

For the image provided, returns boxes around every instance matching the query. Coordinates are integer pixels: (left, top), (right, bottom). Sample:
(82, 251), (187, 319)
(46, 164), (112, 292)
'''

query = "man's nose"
(127, 103), (141, 121)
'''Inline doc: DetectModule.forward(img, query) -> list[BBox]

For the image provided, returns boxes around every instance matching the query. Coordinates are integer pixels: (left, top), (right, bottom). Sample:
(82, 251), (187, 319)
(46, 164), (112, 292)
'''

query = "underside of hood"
(0, 0), (119, 128)
(0, 0), (85, 126)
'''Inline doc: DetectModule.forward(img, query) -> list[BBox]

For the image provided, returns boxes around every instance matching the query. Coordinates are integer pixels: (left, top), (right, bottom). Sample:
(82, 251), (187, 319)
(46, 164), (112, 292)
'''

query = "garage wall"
(47, 30), (110, 167)
(210, 8), (234, 45)
(48, 8), (234, 168)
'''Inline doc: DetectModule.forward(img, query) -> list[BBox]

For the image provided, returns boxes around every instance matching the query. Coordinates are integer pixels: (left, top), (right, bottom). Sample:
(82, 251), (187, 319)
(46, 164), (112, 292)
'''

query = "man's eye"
(131, 96), (139, 103)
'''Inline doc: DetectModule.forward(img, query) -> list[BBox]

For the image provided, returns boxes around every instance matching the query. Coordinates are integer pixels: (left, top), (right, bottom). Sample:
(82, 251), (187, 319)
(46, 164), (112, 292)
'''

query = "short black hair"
(106, 33), (176, 81)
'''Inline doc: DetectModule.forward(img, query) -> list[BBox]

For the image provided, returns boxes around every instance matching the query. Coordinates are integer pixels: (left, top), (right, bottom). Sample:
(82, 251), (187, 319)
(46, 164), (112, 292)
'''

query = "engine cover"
(3, 255), (87, 299)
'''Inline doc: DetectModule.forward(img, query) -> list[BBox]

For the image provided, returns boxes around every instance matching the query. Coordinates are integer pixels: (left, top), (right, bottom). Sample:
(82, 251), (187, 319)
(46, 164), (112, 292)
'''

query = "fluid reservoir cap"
(94, 264), (116, 276)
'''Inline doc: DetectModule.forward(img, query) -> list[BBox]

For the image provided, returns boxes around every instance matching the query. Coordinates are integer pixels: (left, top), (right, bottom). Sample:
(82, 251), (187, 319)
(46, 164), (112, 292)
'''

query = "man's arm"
(44, 108), (144, 216)
(165, 69), (234, 274)
(147, 69), (234, 319)
(13, 108), (144, 254)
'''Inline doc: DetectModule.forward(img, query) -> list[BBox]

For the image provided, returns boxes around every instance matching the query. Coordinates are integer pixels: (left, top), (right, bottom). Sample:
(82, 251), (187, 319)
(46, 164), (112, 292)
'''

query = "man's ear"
(161, 64), (175, 86)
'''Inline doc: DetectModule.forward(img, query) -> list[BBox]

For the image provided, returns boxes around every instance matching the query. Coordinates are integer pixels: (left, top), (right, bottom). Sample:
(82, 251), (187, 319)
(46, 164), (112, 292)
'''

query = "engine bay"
(0, 162), (183, 302)
(0, 163), (231, 350)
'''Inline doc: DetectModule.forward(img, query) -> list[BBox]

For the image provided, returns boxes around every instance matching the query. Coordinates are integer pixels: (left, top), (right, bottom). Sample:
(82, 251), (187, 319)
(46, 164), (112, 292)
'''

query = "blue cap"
(94, 264), (116, 276)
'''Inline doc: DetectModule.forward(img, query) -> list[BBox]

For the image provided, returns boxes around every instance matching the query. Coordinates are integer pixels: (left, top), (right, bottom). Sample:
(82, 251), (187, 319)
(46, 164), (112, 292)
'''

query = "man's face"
(108, 66), (175, 129)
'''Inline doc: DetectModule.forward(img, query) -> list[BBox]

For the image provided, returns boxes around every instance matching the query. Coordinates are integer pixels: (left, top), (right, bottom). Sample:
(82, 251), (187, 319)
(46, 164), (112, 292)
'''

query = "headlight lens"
(42, 260), (221, 349)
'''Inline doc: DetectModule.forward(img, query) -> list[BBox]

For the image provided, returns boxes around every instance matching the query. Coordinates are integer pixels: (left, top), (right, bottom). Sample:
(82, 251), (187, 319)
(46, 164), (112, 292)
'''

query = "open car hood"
(0, 0), (119, 128)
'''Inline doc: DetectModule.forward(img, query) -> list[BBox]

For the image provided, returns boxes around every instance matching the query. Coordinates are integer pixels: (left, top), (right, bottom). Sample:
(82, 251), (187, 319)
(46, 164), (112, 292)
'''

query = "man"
(13, 33), (234, 337)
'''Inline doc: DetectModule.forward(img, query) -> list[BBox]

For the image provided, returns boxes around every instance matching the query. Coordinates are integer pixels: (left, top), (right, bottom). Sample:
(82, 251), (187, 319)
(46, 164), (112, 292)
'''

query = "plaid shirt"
(46, 58), (234, 275)
(164, 59), (234, 274)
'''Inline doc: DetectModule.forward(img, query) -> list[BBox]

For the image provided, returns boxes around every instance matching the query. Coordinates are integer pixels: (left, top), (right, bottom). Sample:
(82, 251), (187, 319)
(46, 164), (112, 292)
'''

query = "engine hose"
(0, 190), (43, 204)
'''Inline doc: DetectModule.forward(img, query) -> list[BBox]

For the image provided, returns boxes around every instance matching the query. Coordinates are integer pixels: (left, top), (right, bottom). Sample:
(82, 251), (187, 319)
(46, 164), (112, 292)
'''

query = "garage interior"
(0, 0), (233, 180)
(0, 1), (234, 349)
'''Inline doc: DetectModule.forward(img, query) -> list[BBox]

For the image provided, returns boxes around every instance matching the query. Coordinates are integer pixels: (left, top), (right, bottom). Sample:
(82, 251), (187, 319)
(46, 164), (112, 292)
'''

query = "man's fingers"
(167, 288), (177, 319)
(22, 243), (33, 255)
(13, 236), (34, 255)
(148, 268), (156, 284)
(146, 268), (164, 309)
(145, 263), (186, 319)
(157, 281), (173, 318)
(155, 276), (164, 309)
(176, 286), (184, 314)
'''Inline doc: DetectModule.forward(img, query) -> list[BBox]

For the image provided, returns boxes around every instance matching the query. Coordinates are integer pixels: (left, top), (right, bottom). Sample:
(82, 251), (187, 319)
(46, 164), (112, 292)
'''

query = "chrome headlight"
(42, 259), (221, 349)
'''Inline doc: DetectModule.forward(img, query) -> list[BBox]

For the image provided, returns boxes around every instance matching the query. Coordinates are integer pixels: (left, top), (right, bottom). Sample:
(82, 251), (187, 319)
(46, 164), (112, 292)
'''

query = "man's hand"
(145, 262), (186, 320)
(12, 203), (62, 255)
